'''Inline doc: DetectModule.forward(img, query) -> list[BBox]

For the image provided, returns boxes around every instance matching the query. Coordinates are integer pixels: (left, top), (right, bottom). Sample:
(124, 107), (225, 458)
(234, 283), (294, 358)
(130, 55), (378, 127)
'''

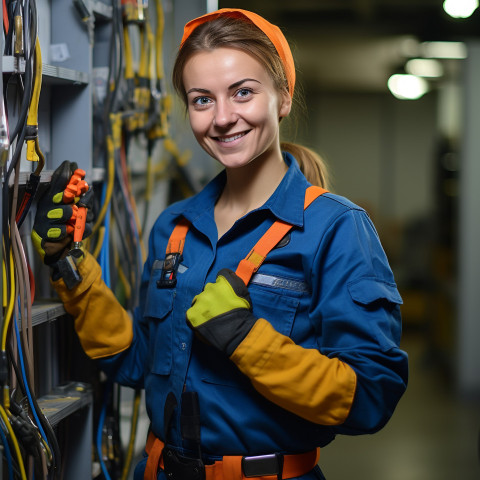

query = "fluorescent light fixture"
(443, 0), (478, 18)
(387, 74), (429, 100)
(405, 58), (444, 78)
(421, 41), (467, 59)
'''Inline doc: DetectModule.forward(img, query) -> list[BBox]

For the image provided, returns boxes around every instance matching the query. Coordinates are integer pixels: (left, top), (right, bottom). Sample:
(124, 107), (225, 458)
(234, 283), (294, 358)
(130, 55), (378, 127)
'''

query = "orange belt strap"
(144, 432), (165, 480)
(145, 432), (320, 480)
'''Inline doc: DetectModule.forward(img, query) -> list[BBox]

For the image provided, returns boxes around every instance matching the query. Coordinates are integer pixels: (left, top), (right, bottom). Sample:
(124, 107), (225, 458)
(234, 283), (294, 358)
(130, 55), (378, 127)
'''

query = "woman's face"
(182, 47), (291, 170)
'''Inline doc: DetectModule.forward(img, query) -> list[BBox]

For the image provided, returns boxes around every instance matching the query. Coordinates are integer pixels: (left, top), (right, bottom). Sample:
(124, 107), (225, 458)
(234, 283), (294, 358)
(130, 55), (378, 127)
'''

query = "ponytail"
(281, 142), (330, 189)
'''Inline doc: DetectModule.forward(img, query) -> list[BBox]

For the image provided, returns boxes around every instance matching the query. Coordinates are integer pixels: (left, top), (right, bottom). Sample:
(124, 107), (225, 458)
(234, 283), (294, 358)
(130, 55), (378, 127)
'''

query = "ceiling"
(217, 0), (480, 93)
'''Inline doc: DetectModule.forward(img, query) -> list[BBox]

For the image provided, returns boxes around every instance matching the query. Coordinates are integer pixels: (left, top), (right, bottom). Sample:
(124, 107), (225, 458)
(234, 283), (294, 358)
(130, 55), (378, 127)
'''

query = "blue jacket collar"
(170, 152), (310, 228)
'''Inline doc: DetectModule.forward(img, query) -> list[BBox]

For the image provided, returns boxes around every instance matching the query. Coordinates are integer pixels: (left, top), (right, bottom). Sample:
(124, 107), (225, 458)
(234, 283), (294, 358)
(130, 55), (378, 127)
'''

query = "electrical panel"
(1, 0), (209, 478)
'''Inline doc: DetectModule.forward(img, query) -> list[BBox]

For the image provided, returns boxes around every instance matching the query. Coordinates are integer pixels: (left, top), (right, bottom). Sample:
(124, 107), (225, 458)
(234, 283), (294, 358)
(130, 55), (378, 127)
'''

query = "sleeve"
(231, 208), (408, 434)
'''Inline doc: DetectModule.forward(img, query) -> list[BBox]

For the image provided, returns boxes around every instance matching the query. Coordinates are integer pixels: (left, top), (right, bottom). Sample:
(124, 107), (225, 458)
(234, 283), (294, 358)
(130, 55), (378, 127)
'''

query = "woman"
(33, 8), (408, 480)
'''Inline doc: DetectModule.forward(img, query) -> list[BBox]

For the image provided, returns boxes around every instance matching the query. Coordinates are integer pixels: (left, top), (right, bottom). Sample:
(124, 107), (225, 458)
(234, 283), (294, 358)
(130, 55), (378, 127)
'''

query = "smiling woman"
(38, 8), (409, 480)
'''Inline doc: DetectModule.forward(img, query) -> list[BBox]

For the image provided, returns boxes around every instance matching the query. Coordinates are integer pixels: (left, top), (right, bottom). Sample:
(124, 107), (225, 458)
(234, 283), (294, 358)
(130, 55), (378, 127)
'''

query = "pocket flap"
(348, 277), (403, 306)
(144, 265), (175, 320)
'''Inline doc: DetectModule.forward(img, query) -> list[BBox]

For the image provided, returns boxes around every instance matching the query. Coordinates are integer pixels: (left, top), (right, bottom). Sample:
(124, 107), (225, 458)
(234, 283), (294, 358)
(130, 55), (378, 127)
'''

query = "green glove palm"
(186, 269), (257, 356)
(32, 161), (93, 265)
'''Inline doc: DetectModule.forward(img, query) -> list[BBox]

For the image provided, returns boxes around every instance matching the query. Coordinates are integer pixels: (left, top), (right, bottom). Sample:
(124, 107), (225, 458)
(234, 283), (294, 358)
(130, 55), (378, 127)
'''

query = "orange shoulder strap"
(165, 186), (327, 285)
(166, 217), (191, 254)
(235, 186), (327, 285)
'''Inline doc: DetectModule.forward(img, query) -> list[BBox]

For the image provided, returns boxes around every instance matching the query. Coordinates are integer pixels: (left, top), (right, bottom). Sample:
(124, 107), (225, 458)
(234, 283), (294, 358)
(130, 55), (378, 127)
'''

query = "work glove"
(186, 269), (258, 356)
(31, 160), (93, 265)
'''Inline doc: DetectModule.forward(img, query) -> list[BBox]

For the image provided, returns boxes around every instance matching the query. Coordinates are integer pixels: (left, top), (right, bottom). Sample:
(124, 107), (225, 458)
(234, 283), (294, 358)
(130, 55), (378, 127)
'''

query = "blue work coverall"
(56, 153), (408, 479)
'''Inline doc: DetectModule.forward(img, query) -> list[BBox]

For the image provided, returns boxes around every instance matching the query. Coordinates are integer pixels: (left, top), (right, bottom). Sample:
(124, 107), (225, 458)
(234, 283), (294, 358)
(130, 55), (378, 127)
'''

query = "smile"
(214, 131), (250, 143)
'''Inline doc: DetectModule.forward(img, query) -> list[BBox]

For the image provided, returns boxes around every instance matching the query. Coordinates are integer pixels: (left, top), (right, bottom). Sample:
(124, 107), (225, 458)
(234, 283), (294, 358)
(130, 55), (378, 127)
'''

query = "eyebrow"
(186, 78), (261, 95)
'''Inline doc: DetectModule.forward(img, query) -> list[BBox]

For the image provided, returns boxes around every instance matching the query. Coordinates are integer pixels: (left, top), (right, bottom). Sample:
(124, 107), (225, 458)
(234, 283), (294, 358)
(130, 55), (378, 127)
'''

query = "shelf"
(2, 57), (89, 86)
(32, 302), (67, 327)
(38, 382), (92, 427)
(7, 167), (104, 187)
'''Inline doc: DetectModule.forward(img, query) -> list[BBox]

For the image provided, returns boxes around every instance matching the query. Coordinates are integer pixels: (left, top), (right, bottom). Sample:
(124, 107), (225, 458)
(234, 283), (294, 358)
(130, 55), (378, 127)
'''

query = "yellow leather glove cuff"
(52, 252), (133, 359)
(231, 318), (357, 425)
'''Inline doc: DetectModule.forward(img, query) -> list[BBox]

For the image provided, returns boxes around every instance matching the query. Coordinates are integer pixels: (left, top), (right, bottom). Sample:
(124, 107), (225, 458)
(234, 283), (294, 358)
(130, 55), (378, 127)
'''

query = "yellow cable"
(26, 39), (43, 164)
(146, 16), (155, 88)
(2, 250), (15, 351)
(2, 258), (6, 308)
(155, 0), (165, 82)
(92, 113), (119, 235)
(138, 26), (148, 80)
(0, 404), (27, 480)
(120, 390), (141, 480)
(112, 235), (131, 301)
(92, 226), (106, 260)
(123, 25), (134, 81)
(145, 153), (153, 202)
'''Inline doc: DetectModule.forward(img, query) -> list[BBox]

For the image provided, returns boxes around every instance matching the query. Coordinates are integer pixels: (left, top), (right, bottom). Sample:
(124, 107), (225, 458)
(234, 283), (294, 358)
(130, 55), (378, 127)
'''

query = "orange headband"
(181, 8), (296, 98)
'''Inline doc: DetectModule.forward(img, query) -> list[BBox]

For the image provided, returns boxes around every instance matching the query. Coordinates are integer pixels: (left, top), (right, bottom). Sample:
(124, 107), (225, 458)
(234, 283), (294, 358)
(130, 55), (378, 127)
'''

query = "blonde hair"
(172, 15), (329, 189)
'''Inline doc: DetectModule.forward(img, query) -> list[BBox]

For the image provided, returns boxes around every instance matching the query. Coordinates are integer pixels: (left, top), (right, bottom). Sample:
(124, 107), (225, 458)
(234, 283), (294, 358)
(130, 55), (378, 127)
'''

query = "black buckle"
(163, 446), (205, 480)
(157, 253), (182, 288)
(242, 453), (283, 478)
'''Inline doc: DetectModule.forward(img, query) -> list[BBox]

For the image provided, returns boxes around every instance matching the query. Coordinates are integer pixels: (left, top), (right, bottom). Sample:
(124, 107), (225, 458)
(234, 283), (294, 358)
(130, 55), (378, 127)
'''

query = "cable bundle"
(1, 1), (64, 478)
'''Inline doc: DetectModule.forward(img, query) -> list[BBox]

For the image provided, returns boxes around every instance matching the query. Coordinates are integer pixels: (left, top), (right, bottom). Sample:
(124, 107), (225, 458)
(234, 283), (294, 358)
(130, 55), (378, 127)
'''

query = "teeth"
(217, 133), (245, 143)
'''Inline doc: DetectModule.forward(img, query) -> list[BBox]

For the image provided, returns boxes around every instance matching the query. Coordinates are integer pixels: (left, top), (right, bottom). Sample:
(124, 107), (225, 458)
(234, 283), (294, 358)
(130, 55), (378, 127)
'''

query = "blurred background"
(180, 0), (480, 478)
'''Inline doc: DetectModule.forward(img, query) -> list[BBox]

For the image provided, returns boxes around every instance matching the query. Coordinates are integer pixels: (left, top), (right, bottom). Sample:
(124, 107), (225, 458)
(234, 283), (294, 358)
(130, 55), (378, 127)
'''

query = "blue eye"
(193, 96), (211, 105)
(236, 88), (252, 98)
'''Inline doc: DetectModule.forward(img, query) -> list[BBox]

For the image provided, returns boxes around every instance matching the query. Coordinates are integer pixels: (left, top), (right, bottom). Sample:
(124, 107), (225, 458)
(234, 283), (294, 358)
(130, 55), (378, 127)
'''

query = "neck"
(221, 151), (287, 213)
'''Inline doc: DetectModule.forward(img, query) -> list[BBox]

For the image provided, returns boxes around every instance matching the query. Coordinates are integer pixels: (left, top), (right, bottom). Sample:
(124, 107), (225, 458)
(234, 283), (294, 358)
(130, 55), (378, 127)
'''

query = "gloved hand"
(186, 269), (258, 356)
(31, 160), (93, 265)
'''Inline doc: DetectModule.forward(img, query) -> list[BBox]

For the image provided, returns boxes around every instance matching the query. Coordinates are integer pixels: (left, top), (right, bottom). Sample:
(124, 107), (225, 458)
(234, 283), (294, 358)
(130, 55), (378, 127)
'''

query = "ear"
(278, 91), (292, 119)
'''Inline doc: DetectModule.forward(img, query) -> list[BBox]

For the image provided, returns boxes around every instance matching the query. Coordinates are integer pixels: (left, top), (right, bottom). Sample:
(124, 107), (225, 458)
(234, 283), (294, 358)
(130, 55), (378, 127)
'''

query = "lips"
(214, 130), (251, 143)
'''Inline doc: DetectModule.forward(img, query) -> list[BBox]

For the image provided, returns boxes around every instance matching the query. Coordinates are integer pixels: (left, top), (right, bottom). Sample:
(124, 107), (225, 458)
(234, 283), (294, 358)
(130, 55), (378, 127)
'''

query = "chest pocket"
(200, 282), (301, 389)
(144, 261), (176, 375)
(250, 285), (300, 337)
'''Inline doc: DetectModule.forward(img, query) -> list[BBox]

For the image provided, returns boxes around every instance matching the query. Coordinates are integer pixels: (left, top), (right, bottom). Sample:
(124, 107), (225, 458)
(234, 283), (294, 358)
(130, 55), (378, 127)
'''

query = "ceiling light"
(405, 58), (444, 78)
(420, 41), (467, 59)
(443, 0), (478, 18)
(387, 74), (429, 100)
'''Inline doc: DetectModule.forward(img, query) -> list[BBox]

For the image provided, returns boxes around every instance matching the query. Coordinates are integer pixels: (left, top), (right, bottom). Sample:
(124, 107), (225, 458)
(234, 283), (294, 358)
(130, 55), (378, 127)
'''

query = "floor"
(320, 331), (480, 480)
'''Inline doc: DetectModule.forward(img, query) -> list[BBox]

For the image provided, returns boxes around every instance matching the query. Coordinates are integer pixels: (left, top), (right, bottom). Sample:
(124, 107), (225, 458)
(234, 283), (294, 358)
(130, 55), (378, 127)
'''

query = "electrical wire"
(0, 414), (14, 480)
(0, 403), (27, 480)
(96, 382), (112, 480)
(120, 389), (141, 480)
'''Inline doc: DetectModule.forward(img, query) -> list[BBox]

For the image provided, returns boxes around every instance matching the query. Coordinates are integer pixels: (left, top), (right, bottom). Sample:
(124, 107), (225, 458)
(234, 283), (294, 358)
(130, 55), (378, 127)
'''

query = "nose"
(213, 99), (237, 128)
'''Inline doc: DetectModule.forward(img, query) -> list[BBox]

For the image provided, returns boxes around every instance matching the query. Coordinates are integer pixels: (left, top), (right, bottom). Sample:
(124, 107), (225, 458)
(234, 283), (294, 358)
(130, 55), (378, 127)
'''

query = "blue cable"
(99, 181), (111, 287)
(96, 382), (112, 480)
(13, 310), (50, 448)
(97, 182), (112, 480)
(0, 416), (14, 480)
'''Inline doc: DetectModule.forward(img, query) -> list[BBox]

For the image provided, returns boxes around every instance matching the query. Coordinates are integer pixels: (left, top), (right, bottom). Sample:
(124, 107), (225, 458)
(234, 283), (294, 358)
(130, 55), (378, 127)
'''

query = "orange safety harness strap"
(145, 431), (320, 480)
(235, 186), (327, 285)
(166, 216), (191, 254)
(166, 185), (327, 285)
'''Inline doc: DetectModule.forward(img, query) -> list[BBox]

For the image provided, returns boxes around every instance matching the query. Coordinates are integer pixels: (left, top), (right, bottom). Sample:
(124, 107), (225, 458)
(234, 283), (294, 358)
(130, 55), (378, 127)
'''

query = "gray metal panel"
(457, 40), (480, 398)
(50, 83), (92, 170)
(49, 0), (93, 171)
